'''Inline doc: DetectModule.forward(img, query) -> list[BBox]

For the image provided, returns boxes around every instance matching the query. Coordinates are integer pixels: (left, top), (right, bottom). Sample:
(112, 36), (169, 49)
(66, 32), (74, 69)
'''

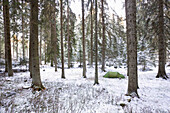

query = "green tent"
(103, 72), (125, 78)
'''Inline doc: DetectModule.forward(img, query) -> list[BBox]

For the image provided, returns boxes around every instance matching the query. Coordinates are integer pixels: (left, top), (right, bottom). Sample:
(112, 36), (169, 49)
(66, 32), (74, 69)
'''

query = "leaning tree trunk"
(94, 0), (99, 85)
(126, 0), (138, 97)
(82, 0), (86, 78)
(51, 0), (57, 72)
(60, 0), (65, 78)
(101, 0), (106, 72)
(156, 0), (168, 79)
(3, 0), (13, 76)
(90, 0), (93, 67)
(30, 0), (44, 89)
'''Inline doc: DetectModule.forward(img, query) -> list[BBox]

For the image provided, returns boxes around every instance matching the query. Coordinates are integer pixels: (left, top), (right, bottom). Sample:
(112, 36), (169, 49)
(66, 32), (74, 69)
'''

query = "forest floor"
(0, 63), (170, 113)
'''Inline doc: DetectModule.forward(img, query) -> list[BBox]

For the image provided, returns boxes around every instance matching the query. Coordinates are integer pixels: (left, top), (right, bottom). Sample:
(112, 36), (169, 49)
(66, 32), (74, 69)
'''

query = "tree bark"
(67, 0), (71, 69)
(3, 0), (13, 76)
(0, 36), (1, 59)
(30, 0), (44, 89)
(16, 35), (18, 61)
(13, 35), (14, 59)
(60, 0), (65, 78)
(29, 2), (32, 78)
(87, 41), (90, 64)
(3, 0), (7, 72)
(82, 0), (86, 78)
(90, 0), (93, 67)
(126, 0), (138, 97)
(44, 43), (47, 65)
(39, 25), (42, 65)
(94, 0), (99, 85)
(125, 0), (129, 77)
(79, 44), (82, 66)
(22, 0), (25, 61)
(101, 0), (106, 72)
(51, 0), (57, 72)
(29, 38), (32, 77)
(156, 0), (168, 79)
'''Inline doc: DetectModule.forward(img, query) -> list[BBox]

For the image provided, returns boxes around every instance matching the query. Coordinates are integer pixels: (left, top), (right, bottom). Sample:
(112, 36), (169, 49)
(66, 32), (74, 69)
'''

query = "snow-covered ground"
(0, 64), (170, 113)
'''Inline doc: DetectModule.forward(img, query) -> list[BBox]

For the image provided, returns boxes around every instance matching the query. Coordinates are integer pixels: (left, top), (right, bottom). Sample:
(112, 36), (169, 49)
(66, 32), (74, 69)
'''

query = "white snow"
(0, 64), (170, 113)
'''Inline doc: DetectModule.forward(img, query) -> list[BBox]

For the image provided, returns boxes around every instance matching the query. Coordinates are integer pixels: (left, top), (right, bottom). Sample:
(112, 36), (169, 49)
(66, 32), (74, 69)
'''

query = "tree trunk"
(125, 0), (129, 77)
(16, 35), (18, 61)
(29, 2), (32, 78)
(87, 41), (90, 64)
(3, 0), (8, 72)
(60, 0), (65, 78)
(3, 0), (13, 76)
(90, 0), (93, 67)
(12, 0), (16, 60)
(49, 2), (53, 68)
(126, 0), (138, 97)
(82, 0), (86, 78)
(22, 0), (25, 61)
(47, 43), (50, 62)
(29, 38), (32, 78)
(39, 25), (42, 65)
(156, 0), (168, 79)
(30, 0), (44, 89)
(79, 44), (82, 66)
(50, 53), (54, 67)
(13, 35), (14, 59)
(67, 0), (71, 69)
(101, 0), (106, 72)
(44, 43), (47, 65)
(51, 0), (57, 72)
(0, 36), (1, 58)
(94, 0), (99, 85)
(5, 34), (8, 72)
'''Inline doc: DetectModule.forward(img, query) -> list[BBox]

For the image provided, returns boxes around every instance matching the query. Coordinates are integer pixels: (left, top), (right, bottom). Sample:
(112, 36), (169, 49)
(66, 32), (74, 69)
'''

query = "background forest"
(0, 0), (169, 71)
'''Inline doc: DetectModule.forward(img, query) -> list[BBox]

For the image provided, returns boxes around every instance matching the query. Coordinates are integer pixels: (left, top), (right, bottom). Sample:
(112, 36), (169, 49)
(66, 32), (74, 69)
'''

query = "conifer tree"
(30, 0), (44, 89)
(3, 0), (13, 76)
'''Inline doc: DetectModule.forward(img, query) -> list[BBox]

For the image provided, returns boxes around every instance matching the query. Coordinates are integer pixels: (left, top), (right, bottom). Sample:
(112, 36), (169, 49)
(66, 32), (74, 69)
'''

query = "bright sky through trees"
(70, 0), (125, 19)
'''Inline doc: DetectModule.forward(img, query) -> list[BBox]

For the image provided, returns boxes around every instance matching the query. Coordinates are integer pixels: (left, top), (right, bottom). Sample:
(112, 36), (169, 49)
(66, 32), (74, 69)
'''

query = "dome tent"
(103, 72), (125, 78)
